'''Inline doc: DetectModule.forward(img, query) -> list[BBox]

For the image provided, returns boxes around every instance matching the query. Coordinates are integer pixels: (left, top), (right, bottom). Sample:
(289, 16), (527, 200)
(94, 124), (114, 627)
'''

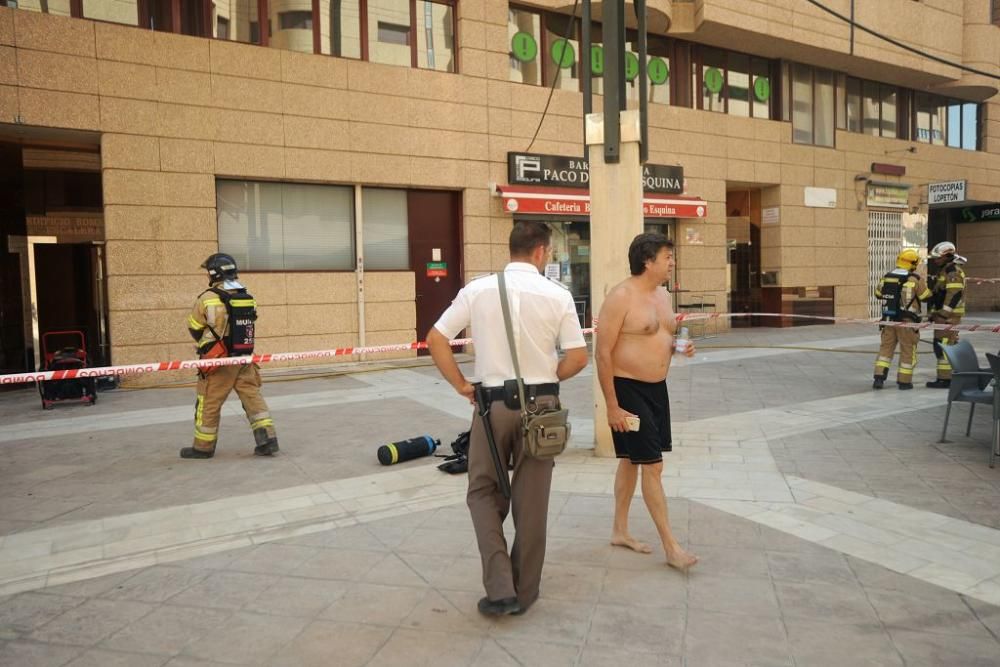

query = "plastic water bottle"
(673, 327), (690, 366)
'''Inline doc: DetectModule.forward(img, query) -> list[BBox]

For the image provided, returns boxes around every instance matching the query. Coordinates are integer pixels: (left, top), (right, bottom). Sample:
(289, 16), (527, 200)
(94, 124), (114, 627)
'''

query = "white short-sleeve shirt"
(433, 262), (587, 387)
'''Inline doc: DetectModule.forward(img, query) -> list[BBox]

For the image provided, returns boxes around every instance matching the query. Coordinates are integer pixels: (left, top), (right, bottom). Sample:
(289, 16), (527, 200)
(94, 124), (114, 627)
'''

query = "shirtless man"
(595, 233), (698, 570)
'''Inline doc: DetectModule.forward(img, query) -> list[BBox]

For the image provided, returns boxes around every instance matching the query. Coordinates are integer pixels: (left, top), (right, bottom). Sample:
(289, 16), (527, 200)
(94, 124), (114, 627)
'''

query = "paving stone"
(181, 611), (309, 664)
(267, 620), (392, 667)
(688, 574), (781, 618)
(476, 637), (580, 666)
(321, 582), (427, 627)
(0, 592), (84, 638)
(586, 602), (683, 655)
(366, 628), (483, 667)
(784, 619), (903, 667)
(226, 544), (319, 575)
(243, 576), (349, 618)
(293, 548), (386, 581)
(866, 587), (994, 638)
(599, 567), (686, 608)
(166, 571), (278, 610)
(100, 567), (209, 603)
(888, 627), (1000, 667)
(0, 640), (83, 667)
(101, 604), (231, 655)
(773, 580), (880, 625)
(65, 648), (169, 666)
(765, 550), (858, 587)
(683, 609), (792, 666)
(28, 599), (154, 646)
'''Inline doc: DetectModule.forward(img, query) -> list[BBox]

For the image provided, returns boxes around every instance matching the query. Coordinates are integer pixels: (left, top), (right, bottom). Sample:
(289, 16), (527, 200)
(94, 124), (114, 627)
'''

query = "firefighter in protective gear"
(925, 241), (967, 388)
(180, 253), (279, 459)
(873, 249), (932, 390)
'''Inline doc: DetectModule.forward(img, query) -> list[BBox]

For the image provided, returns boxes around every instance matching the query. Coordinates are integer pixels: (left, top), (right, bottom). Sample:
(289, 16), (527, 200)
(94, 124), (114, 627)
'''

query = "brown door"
(407, 190), (462, 352)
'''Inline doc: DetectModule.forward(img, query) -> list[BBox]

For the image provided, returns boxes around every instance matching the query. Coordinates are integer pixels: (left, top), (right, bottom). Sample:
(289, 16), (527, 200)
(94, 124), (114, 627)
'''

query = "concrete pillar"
(587, 110), (645, 457)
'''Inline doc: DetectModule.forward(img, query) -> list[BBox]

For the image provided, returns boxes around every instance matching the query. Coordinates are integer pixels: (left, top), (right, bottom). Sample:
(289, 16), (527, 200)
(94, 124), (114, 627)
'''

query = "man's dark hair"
(629, 233), (673, 276)
(509, 221), (552, 256)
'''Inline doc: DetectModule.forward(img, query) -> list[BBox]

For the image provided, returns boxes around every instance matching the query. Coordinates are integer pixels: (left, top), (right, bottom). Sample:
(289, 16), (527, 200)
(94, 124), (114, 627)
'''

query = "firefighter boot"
(253, 427), (279, 456)
(898, 383), (914, 390)
(926, 379), (951, 389)
(180, 447), (214, 459)
(873, 371), (888, 390)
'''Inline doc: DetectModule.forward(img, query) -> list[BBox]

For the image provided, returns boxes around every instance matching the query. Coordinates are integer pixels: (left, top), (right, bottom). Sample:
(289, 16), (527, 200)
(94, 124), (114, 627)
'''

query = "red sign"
(498, 185), (707, 219)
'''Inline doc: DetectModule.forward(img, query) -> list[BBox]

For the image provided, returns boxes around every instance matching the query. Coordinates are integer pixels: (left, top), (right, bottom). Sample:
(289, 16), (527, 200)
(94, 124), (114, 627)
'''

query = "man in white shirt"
(428, 221), (588, 616)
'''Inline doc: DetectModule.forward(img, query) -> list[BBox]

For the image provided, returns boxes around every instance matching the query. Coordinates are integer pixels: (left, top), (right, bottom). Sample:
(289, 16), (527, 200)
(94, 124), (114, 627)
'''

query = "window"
(279, 11), (313, 31)
(508, 7), (543, 85)
(543, 12), (581, 92)
(217, 17), (230, 40)
(862, 80), (880, 136)
(378, 21), (410, 45)
(15, 0), (71, 16)
(319, 0), (361, 58)
(790, 63), (834, 147)
(693, 47), (772, 117)
(217, 181), (355, 271)
(361, 188), (409, 270)
(416, 1), (455, 72)
(82, 0), (136, 24)
(880, 85), (898, 138)
(700, 47), (726, 113)
(993, 0), (1000, 25)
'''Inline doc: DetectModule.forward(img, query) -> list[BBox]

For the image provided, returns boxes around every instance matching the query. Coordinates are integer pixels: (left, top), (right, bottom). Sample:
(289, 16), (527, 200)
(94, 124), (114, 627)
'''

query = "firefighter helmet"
(929, 241), (956, 259)
(201, 253), (239, 283)
(895, 248), (920, 271)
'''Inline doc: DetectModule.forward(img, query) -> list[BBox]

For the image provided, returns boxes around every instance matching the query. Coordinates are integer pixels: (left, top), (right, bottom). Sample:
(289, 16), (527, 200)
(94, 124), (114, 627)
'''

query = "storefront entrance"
(547, 219), (675, 328)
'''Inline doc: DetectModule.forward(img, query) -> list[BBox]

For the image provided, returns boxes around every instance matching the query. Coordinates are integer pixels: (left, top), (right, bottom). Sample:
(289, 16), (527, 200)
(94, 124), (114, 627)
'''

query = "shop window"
(416, 1), (454, 72)
(362, 188), (409, 270)
(700, 47), (726, 113)
(319, 0), (361, 58)
(217, 181), (355, 271)
(726, 53), (750, 117)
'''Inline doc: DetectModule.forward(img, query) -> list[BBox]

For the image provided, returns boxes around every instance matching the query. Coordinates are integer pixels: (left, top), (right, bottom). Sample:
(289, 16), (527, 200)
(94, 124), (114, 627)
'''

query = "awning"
(497, 185), (708, 219)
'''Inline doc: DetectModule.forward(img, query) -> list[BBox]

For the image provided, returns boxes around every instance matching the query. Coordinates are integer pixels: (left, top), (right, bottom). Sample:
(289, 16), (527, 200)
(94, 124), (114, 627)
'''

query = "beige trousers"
(192, 364), (275, 452)
(874, 326), (919, 384)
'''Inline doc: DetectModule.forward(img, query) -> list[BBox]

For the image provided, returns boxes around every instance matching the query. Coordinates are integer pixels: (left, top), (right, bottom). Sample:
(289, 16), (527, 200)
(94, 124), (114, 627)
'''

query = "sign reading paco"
(508, 152), (684, 194)
(928, 180), (967, 206)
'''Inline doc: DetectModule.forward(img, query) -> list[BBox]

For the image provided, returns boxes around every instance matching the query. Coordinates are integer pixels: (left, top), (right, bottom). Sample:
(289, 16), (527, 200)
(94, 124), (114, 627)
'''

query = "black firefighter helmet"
(201, 253), (239, 284)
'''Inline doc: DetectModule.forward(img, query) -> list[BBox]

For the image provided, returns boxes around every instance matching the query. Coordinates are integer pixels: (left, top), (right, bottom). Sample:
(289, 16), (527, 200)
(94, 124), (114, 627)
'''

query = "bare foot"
(610, 533), (653, 554)
(665, 546), (699, 571)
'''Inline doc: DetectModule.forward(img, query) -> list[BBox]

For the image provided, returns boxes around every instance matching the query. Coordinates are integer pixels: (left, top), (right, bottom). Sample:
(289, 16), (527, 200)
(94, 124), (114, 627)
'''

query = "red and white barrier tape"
(1, 314), (996, 386)
(967, 277), (1000, 285)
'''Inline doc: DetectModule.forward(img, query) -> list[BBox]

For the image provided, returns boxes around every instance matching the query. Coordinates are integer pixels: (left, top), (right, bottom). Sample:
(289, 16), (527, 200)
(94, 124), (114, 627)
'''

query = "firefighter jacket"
(874, 269), (931, 322)
(187, 283), (257, 356)
(930, 262), (966, 319)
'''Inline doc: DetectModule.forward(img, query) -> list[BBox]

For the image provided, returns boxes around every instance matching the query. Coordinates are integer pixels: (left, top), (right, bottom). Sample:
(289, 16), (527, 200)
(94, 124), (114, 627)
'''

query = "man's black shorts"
(611, 377), (672, 464)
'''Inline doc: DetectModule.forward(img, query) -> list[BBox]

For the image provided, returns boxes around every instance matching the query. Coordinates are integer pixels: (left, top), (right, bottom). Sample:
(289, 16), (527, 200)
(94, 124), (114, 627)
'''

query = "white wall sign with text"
(928, 180), (967, 206)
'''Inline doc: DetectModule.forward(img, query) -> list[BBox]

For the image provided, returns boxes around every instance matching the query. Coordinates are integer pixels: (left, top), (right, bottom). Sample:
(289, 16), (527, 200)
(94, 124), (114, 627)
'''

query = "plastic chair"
(984, 353), (1000, 468)
(939, 340), (993, 446)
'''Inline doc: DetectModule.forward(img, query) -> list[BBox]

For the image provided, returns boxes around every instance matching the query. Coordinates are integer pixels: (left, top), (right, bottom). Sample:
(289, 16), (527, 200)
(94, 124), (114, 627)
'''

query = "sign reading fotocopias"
(508, 153), (684, 194)
(510, 32), (669, 85)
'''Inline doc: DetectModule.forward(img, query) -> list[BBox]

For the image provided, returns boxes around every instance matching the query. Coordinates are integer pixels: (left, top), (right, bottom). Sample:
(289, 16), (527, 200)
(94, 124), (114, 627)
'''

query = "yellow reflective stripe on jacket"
(188, 315), (206, 330)
(203, 298), (224, 307)
(229, 298), (256, 307)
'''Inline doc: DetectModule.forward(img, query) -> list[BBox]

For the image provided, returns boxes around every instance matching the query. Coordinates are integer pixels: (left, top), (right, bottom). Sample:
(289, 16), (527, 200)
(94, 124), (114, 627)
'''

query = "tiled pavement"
(1, 322), (1000, 665)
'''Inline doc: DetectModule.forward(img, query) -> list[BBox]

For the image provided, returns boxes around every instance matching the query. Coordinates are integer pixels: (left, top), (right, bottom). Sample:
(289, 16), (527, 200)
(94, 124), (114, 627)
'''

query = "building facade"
(0, 0), (998, 375)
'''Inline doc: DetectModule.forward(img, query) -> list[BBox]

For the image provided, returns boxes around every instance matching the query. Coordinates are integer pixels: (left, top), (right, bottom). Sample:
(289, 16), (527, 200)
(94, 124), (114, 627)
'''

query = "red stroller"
(38, 330), (97, 410)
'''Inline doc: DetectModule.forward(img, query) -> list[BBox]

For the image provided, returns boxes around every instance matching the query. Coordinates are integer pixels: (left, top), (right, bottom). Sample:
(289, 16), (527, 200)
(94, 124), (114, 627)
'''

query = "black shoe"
(510, 599), (535, 616)
(898, 383), (914, 390)
(872, 378), (885, 389)
(254, 440), (278, 456)
(926, 379), (951, 389)
(180, 447), (214, 459)
(477, 596), (521, 616)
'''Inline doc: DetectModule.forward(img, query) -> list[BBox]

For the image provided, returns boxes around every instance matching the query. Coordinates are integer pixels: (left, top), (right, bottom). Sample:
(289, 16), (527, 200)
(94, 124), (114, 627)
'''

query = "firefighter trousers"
(931, 317), (961, 381)
(874, 326), (919, 385)
(192, 363), (276, 453)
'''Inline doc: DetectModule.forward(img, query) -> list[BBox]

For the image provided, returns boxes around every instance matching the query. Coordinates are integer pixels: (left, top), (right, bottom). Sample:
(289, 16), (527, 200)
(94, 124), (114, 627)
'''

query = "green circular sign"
(624, 52), (640, 81)
(550, 39), (575, 68)
(590, 44), (604, 76)
(648, 57), (669, 85)
(510, 32), (537, 63)
(704, 67), (723, 94)
(753, 76), (771, 101)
